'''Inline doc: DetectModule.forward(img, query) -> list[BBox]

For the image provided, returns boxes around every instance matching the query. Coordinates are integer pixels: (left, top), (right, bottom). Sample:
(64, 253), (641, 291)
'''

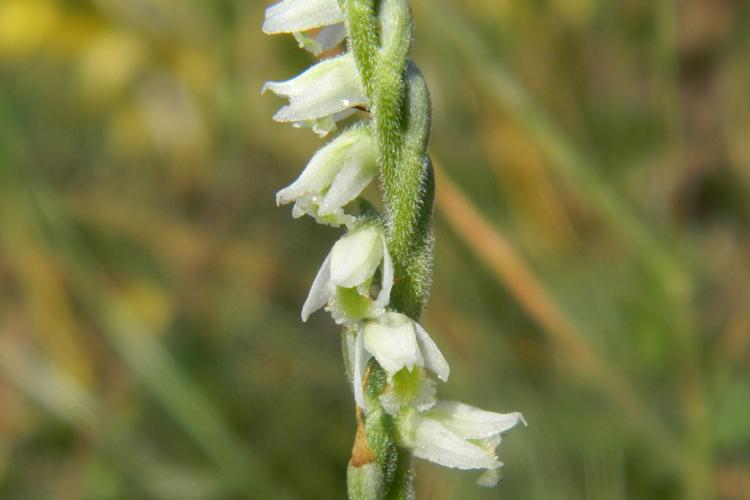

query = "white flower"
(262, 53), (366, 137)
(302, 224), (393, 324)
(349, 312), (449, 412)
(398, 402), (526, 487)
(276, 126), (377, 226)
(362, 313), (449, 382)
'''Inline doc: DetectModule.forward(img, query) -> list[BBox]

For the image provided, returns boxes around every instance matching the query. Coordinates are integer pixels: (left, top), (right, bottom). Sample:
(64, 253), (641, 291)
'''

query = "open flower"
(302, 224), (393, 325)
(398, 402), (526, 487)
(349, 312), (449, 412)
(361, 313), (449, 382)
(276, 126), (377, 227)
(262, 53), (366, 136)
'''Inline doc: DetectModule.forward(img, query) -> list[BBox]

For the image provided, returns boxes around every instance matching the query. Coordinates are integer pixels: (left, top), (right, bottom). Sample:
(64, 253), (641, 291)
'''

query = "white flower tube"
(398, 403), (525, 487)
(276, 126), (377, 226)
(302, 224), (393, 324)
(263, 54), (366, 136)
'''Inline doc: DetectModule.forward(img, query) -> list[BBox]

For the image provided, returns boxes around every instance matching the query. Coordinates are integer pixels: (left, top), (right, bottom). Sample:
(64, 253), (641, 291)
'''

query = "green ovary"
(335, 286), (372, 319)
(391, 367), (423, 401)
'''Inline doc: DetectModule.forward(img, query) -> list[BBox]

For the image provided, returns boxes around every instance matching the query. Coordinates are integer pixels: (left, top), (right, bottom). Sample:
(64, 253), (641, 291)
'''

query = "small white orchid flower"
(302, 224), (393, 325)
(276, 126), (377, 226)
(362, 312), (449, 382)
(349, 312), (449, 412)
(263, 53), (366, 137)
(398, 402), (526, 487)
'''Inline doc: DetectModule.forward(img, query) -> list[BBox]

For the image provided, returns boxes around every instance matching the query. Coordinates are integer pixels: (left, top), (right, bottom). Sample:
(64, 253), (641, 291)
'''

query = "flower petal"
(276, 127), (366, 206)
(409, 418), (501, 471)
(363, 313), (423, 378)
(263, 0), (344, 34)
(302, 252), (333, 321)
(330, 225), (384, 288)
(293, 23), (347, 55)
(427, 401), (526, 439)
(373, 238), (394, 310)
(353, 328), (371, 410)
(263, 54), (365, 125)
(318, 137), (377, 216)
(414, 322), (450, 382)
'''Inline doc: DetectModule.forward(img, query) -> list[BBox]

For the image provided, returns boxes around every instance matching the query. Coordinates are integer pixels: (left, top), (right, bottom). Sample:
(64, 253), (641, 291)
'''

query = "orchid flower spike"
(398, 402), (526, 487)
(263, 0), (526, 494)
(262, 54), (366, 137)
(302, 224), (393, 324)
(276, 126), (377, 227)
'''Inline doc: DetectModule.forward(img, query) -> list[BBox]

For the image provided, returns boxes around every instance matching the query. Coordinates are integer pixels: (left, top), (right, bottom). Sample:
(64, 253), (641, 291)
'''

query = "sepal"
(263, 0), (344, 35)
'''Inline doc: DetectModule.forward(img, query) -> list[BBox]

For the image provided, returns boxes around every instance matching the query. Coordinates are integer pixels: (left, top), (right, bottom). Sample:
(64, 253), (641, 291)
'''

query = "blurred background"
(1, 0), (749, 498)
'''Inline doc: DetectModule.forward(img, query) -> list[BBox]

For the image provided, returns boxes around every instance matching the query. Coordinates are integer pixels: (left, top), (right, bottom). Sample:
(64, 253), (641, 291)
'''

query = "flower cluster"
(264, 0), (524, 489)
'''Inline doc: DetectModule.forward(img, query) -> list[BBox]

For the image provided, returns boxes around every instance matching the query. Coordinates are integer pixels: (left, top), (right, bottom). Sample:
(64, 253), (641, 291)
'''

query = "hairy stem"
(345, 1), (433, 498)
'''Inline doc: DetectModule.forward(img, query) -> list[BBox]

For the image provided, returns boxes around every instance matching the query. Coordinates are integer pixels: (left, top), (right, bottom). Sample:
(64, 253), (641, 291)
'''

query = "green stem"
(344, 2), (433, 498)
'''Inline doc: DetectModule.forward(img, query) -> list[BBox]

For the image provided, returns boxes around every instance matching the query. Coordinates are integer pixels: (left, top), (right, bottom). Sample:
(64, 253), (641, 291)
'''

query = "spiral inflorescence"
(263, 1), (524, 497)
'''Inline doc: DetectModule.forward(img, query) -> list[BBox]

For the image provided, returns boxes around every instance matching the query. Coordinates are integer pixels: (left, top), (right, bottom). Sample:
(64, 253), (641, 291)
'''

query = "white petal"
(414, 322), (450, 382)
(318, 137), (377, 215)
(330, 226), (383, 288)
(263, 0), (344, 34)
(276, 127), (366, 206)
(263, 54), (365, 124)
(353, 328), (371, 411)
(293, 23), (347, 55)
(363, 313), (422, 378)
(295, 109), (356, 138)
(428, 401), (526, 440)
(313, 23), (348, 53)
(301, 252), (333, 321)
(410, 418), (501, 471)
(373, 238), (393, 310)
